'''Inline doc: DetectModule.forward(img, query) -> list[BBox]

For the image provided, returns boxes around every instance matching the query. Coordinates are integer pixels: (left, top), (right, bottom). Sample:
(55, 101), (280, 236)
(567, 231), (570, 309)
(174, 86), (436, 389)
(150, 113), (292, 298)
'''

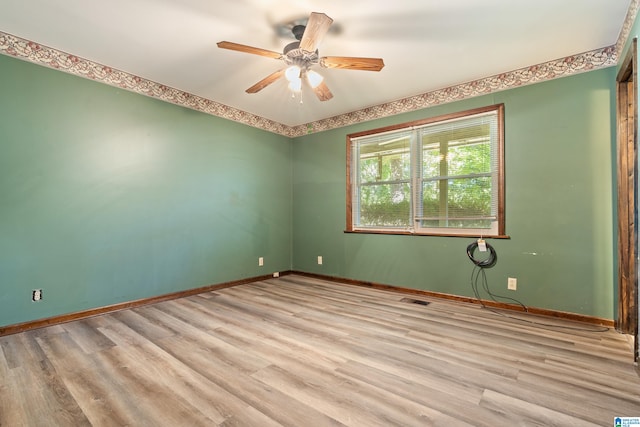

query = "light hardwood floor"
(1, 275), (639, 426)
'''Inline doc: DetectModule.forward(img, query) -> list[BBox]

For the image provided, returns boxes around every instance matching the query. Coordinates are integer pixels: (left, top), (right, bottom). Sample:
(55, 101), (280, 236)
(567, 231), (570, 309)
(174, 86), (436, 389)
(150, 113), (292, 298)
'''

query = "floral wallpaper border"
(616, 0), (640, 59)
(296, 46), (617, 136)
(0, 1), (637, 138)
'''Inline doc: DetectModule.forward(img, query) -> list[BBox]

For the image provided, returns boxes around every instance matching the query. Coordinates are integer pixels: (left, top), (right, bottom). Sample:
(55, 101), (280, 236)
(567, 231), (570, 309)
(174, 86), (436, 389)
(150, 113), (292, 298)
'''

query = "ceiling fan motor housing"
(284, 47), (318, 67)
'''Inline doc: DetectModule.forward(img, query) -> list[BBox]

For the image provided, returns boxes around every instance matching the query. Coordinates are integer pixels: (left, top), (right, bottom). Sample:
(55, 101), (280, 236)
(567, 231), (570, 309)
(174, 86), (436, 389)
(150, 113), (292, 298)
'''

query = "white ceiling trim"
(0, 0), (637, 138)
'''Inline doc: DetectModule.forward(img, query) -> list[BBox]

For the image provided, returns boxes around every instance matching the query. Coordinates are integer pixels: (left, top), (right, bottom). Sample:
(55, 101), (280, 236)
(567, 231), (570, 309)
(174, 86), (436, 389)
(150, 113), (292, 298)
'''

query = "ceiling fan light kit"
(306, 70), (324, 88)
(217, 12), (384, 102)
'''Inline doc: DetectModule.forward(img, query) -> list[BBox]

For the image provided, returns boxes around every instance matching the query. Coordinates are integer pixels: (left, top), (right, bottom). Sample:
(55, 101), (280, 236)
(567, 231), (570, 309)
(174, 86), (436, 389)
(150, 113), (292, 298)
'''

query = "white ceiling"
(0, 0), (632, 127)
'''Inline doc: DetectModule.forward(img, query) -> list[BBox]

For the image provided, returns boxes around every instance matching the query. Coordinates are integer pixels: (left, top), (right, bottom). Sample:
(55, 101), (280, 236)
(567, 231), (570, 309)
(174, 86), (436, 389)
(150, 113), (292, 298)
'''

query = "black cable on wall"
(465, 239), (608, 332)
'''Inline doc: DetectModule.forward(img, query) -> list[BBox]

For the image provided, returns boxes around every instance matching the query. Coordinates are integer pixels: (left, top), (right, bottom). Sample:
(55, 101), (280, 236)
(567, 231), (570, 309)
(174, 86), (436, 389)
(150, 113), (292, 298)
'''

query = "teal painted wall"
(0, 43), (620, 327)
(292, 68), (616, 319)
(0, 54), (292, 327)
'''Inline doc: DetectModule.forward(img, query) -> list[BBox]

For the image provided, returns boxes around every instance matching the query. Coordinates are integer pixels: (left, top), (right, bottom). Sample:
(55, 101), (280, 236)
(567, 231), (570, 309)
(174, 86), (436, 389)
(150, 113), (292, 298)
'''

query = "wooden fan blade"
(320, 56), (385, 71)
(299, 12), (333, 52)
(311, 80), (333, 101)
(246, 69), (285, 93)
(217, 41), (283, 60)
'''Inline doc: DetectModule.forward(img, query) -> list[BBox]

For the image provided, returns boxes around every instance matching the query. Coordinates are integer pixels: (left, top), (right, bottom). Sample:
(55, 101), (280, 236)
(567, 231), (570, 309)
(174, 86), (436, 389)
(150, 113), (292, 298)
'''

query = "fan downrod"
(291, 25), (306, 41)
(284, 25), (307, 55)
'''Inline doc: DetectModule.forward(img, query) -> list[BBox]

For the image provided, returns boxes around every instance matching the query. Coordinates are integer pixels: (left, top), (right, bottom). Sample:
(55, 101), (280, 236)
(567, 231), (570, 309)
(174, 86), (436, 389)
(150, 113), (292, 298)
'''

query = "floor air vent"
(400, 297), (431, 306)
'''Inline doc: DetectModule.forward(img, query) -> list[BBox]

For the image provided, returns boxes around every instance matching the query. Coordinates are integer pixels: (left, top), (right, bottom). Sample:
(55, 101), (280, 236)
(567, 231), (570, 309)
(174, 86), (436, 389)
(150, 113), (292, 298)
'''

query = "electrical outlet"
(273, 272), (280, 278)
(258, 257), (264, 266)
(32, 289), (42, 301)
(507, 277), (517, 291)
(317, 256), (323, 265)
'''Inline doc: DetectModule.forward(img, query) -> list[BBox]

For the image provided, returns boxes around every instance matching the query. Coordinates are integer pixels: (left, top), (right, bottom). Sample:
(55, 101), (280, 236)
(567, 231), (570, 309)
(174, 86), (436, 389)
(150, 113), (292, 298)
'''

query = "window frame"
(346, 104), (506, 237)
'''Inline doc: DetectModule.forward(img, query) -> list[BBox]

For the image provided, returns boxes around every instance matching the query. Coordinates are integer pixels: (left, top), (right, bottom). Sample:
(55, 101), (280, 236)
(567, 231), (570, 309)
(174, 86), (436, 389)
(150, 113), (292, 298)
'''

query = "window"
(347, 104), (504, 237)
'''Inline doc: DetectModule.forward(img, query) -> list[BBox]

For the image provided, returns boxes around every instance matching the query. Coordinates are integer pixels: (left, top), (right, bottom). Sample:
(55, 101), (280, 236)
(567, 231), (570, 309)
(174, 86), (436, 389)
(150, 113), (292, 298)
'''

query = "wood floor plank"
(479, 388), (602, 427)
(212, 321), (345, 372)
(90, 345), (219, 426)
(96, 322), (273, 425)
(218, 405), (286, 427)
(516, 370), (640, 415)
(34, 332), (133, 426)
(335, 359), (516, 426)
(251, 363), (466, 427)
(155, 335), (346, 426)
(153, 298), (228, 331)
(1, 274), (639, 426)
(135, 305), (273, 374)
(62, 321), (116, 354)
(196, 295), (352, 366)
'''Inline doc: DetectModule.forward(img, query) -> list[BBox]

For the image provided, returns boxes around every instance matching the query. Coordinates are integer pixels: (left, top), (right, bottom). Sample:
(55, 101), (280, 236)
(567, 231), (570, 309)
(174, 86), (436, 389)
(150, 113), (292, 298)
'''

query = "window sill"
(344, 229), (511, 239)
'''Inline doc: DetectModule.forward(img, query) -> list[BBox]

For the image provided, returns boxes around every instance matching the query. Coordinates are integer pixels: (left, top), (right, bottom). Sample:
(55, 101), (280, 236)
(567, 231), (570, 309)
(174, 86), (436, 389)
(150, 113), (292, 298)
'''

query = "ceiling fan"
(217, 12), (385, 101)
